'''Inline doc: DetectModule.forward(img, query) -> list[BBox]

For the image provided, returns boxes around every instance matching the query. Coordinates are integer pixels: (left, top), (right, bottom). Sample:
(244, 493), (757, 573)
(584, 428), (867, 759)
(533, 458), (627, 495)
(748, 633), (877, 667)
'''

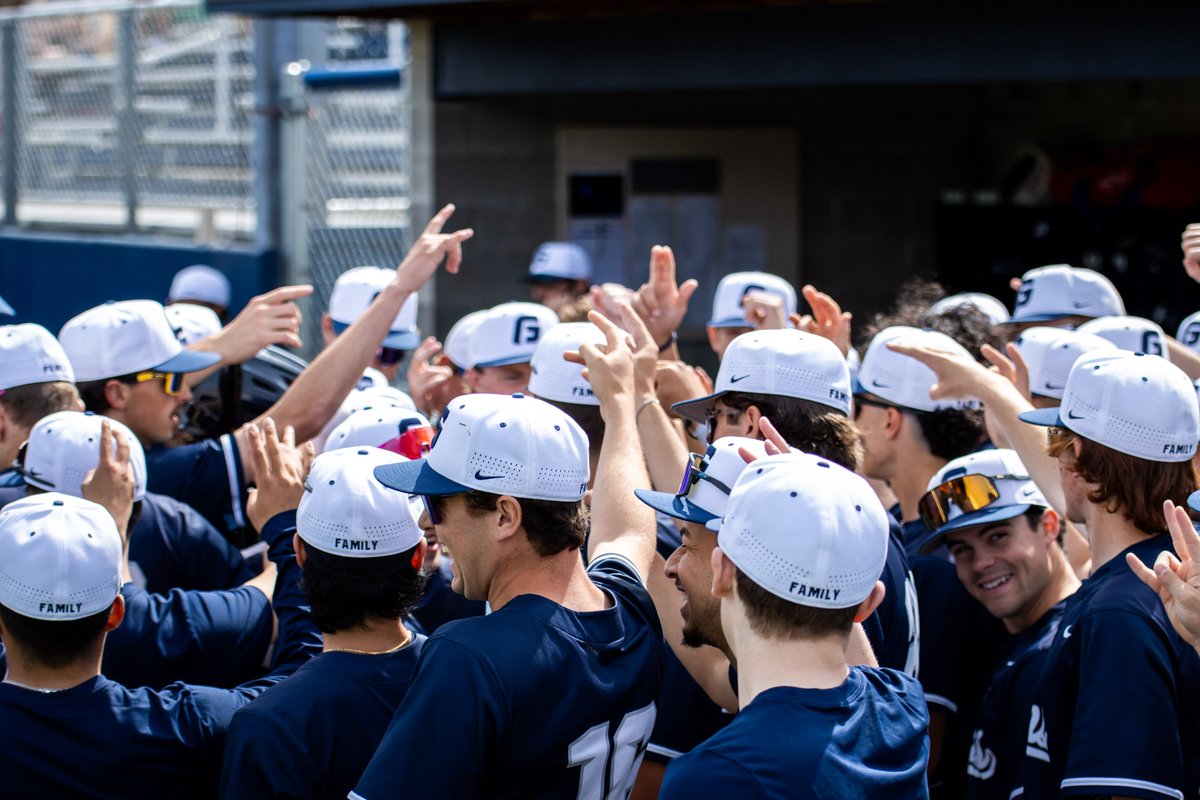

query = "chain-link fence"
(283, 64), (414, 357)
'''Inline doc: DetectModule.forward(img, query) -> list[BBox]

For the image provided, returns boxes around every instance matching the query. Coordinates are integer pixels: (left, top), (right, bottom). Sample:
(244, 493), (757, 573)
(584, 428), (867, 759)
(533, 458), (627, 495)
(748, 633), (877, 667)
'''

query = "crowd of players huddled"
(1, 204), (1199, 799)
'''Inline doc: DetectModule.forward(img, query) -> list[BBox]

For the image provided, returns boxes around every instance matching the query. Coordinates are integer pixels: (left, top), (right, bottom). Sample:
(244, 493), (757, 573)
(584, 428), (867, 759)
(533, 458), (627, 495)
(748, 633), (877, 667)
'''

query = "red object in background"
(380, 425), (435, 460)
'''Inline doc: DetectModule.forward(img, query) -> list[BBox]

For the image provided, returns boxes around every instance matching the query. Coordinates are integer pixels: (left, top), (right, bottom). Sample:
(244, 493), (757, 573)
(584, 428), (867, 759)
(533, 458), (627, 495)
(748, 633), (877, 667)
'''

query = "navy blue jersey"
(1019, 535), (1200, 800)
(0, 510), (321, 798)
(0, 467), (22, 487)
(659, 668), (931, 799)
(129, 491), (252, 594)
(411, 557), (486, 635)
(352, 554), (665, 800)
(103, 582), (273, 690)
(146, 434), (248, 538)
(863, 518), (919, 675)
(645, 643), (732, 765)
(220, 639), (426, 800)
(966, 603), (1065, 800)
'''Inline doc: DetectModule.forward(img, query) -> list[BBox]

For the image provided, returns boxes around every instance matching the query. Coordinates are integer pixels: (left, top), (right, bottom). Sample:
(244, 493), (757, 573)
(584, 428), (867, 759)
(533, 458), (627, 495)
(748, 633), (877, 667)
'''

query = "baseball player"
(321, 265), (421, 383)
(167, 264), (232, 319)
(220, 447), (429, 798)
(704, 271), (798, 358)
(352, 311), (663, 799)
(917, 450), (1080, 800)
(524, 241), (593, 318)
(1004, 264), (1125, 334)
(462, 301), (560, 395)
(658, 453), (930, 798)
(1016, 351), (1200, 800)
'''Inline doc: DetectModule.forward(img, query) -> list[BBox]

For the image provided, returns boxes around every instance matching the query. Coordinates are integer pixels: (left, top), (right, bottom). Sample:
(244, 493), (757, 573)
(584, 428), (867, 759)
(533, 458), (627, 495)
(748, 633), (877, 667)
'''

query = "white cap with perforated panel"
(528, 322), (606, 407)
(673, 329), (852, 422)
(708, 271), (798, 328)
(297, 447), (424, 558)
(326, 407), (431, 452)
(59, 300), (221, 381)
(635, 436), (772, 525)
(374, 392), (589, 501)
(327, 266), (419, 350)
(0, 324), (75, 391)
(706, 452), (888, 610)
(1014, 327), (1117, 400)
(468, 302), (560, 368)
(312, 384), (417, 454)
(1020, 351), (1200, 463)
(22, 411), (147, 501)
(854, 326), (980, 412)
(167, 265), (231, 308)
(0, 493), (123, 620)
(1009, 264), (1125, 323)
(1076, 316), (1169, 361)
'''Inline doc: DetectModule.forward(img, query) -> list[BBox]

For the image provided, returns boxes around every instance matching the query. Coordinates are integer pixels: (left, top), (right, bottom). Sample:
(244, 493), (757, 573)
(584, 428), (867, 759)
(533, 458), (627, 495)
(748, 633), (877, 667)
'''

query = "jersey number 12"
(568, 702), (656, 800)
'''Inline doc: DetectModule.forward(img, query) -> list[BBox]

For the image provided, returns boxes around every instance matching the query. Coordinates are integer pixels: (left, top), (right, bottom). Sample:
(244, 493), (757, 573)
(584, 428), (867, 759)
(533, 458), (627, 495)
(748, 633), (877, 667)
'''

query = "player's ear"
(710, 546), (735, 599)
(1038, 508), (1061, 544)
(320, 313), (336, 348)
(743, 405), (763, 438)
(464, 367), (482, 392)
(494, 495), (523, 542)
(883, 406), (904, 440)
(853, 581), (886, 623)
(105, 593), (126, 632)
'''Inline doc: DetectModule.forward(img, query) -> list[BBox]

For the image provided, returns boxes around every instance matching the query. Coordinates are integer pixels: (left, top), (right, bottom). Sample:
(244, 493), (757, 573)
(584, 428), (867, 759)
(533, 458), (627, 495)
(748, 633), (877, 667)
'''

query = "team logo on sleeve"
(967, 730), (997, 780)
(1025, 704), (1050, 762)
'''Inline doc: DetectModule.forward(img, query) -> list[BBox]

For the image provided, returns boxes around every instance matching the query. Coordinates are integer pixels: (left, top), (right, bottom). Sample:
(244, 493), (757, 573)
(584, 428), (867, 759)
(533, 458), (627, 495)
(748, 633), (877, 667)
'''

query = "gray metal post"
(407, 20), (436, 336)
(279, 63), (312, 353)
(252, 19), (280, 254)
(2, 18), (19, 227)
(117, 8), (138, 231)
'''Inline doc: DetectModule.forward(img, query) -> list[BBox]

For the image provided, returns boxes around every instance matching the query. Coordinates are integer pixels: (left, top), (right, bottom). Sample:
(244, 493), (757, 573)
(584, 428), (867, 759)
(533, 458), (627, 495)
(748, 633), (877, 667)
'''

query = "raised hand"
(797, 284), (852, 357)
(81, 418), (137, 538)
(393, 204), (474, 294)
(1183, 223), (1200, 283)
(1127, 499), (1200, 651)
(564, 310), (636, 414)
(406, 336), (458, 416)
(195, 284), (312, 363)
(742, 290), (789, 331)
(245, 418), (316, 532)
(632, 245), (698, 349)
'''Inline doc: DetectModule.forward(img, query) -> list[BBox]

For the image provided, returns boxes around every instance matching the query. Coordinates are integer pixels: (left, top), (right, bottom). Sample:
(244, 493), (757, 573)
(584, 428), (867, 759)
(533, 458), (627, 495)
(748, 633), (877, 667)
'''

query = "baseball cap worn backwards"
(635, 436), (769, 525)
(22, 411), (147, 501)
(468, 302), (560, 369)
(1013, 327), (1117, 401)
(708, 271), (797, 329)
(673, 329), (852, 422)
(328, 266), (419, 350)
(917, 449), (1049, 555)
(1020, 351), (1200, 463)
(707, 453), (888, 610)
(374, 393), (590, 502)
(298, 447), (424, 558)
(527, 322), (607, 407)
(0, 324), (75, 391)
(525, 242), (593, 283)
(1008, 264), (1125, 323)
(853, 326), (980, 413)
(0, 493), (123, 621)
(59, 300), (221, 381)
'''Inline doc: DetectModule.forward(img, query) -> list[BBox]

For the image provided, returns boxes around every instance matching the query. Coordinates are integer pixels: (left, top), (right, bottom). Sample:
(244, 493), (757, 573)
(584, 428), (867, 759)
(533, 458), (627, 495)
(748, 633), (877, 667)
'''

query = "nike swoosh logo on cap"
(1066, 410), (1084, 420)
(728, 374), (751, 383)
(1073, 302), (1089, 309)
(871, 379), (891, 389)
(474, 471), (505, 481)
(1044, 383), (1065, 391)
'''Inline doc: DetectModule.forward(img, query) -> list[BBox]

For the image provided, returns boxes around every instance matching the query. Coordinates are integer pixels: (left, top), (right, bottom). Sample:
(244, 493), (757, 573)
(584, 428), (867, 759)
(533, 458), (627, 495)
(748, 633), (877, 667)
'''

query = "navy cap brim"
(374, 459), (470, 496)
(156, 348), (222, 374)
(919, 503), (1035, 555)
(521, 273), (573, 284)
(474, 355), (533, 368)
(851, 375), (867, 396)
(1017, 407), (1064, 427)
(707, 317), (754, 329)
(634, 488), (718, 525)
(671, 391), (724, 424)
(331, 320), (418, 352)
(1004, 312), (1079, 324)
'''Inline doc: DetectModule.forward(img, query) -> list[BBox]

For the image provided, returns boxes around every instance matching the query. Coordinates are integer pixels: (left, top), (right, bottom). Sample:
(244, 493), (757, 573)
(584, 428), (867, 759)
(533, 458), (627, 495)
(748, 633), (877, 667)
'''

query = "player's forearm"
(976, 378), (1066, 513)
(1166, 336), (1200, 380)
(636, 391), (690, 494)
(587, 393), (656, 572)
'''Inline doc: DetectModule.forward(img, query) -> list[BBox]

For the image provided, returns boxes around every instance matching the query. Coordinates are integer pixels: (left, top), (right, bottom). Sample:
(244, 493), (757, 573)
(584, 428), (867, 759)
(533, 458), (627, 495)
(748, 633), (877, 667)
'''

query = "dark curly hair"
(720, 393), (862, 472)
(300, 545), (426, 634)
(857, 278), (1003, 363)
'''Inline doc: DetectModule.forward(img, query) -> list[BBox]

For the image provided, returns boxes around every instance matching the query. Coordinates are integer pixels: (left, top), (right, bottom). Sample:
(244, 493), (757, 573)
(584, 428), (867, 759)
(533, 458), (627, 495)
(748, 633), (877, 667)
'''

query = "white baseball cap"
(166, 303), (223, 346)
(375, 392), (590, 502)
(0, 493), (123, 620)
(917, 449), (1048, 554)
(706, 452), (888, 610)
(297, 447), (424, 558)
(635, 436), (770, 525)
(527, 322), (606, 406)
(708, 271), (798, 329)
(325, 406), (432, 453)
(1020, 351), (1200, 463)
(853, 326), (980, 413)
(1009, 264), (1125, 323)
(167, 265), (231, 308)
(22, 411), (147, 502)
(0, 324), (75, 391)
(328, 266), (420, 350)
(59, 300), (221, 381)
(525, 242), (593, 283)
(468, 302), (560, 369)
(1013, 326), (1117, 400)
(929, 293), (1010, 325)
(673, 329), (852, 422)
(1177, 311), (1200, 354)
(311, 384), (417, 454)
(1076, 315), (1169, 361)
(443, 310), (489, 371)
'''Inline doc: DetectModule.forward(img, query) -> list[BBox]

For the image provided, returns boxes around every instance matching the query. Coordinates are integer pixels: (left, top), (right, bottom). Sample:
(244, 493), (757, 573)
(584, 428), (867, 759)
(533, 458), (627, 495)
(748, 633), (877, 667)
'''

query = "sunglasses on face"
(132, 371), (186, 396)
(675, 451), (734, 498)
(421, 494), (443, 526)
(376, 347), (406, 366)
(702, 409), (742, 445)
(918, 473), (1024, 532)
